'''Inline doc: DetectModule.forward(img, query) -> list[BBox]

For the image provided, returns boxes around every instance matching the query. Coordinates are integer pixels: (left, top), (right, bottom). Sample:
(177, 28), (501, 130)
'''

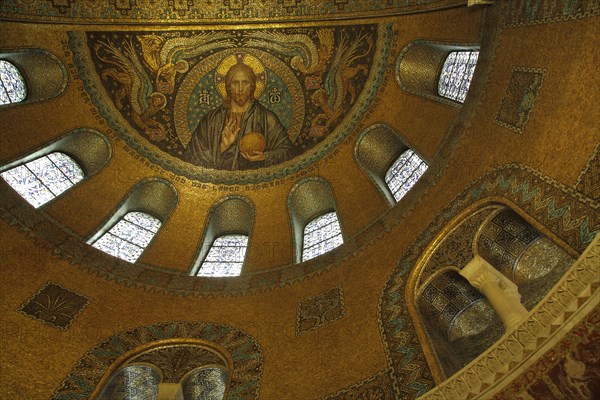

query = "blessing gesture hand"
(220, 117), (240, 153)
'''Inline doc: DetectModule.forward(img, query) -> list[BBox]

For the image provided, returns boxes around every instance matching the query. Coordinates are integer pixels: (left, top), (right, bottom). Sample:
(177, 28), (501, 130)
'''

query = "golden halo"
(215, 53), (266, 100)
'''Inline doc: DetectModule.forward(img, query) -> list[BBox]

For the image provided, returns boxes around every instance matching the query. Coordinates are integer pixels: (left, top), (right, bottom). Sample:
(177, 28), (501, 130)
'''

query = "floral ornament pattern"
(18, 282), (91, 330)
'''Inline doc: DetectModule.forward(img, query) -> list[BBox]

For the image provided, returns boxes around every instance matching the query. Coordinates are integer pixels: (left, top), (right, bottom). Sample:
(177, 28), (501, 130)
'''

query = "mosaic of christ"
(86, 26), (379, 171)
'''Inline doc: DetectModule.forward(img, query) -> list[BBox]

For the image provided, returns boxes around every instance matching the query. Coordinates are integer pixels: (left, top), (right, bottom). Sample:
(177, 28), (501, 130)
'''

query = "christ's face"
(228, 70), (254, 107)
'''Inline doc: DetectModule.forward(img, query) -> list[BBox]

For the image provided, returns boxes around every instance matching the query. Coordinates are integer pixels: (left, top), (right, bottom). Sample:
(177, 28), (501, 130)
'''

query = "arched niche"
(287, 176), (343, 263)
(406, 201), (576, 381)
(0, 128), (111, 207)
(0, 48), (68, 106)
(0, 128), (112, 177)
(86, 178), (178, 262)
(395, 40), (479, 107)
(189, 195), (254, 276)
(354, 123), (428, 206)
(53, 322), (263, 400)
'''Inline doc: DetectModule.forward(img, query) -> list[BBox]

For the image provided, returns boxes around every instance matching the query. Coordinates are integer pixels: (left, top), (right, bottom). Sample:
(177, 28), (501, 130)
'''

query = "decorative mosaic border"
(0, 0), (463, 24)
(52, 321), (263, 400)
(493, 66), (546, 134)
(491, 301), (599, 399)
(322, 370), (395, 400)
(500, 0), (600, 28)
(575, 142), (600, 200)
(16, 281), (91, 330)
(418, 235), (599, 399)
(67, 24), (393, 185)
(378, 164), (599, 398)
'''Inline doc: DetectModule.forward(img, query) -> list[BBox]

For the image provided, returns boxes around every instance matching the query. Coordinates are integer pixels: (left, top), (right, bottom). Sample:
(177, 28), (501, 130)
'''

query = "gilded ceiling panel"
(69, 24), (392, 182)
(0, 0), (463, 23)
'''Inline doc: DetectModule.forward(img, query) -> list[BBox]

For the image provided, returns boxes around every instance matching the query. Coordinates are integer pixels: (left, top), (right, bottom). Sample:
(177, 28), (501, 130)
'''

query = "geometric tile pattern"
(297, 286), (345, 335)
(476, 209), (541, 279)
(52, 322), (263, 400)
(379, 164), (599, 399)
(494, 67), (545, 134)
(418, 271), (485, 340)
(17, 282), (90, 330)
(322, 370), (396, 400)
(501, 0), (600, 28)
(575, 143), (600, 201)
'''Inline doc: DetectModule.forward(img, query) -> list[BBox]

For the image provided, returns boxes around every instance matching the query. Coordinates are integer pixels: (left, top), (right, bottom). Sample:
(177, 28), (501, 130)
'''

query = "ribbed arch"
(288, 177), (343, 263)
(190, 195), (254, 277)
(87, 178), (178, 264)
(0, 128), (111, 208)
(0, 48), (68, 107)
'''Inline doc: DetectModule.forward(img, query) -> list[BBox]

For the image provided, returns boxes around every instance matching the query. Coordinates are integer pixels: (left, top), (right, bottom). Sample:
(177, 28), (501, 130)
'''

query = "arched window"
(395, 40), (479, 107)
(197, 234), (249, 277)
(355, 124), (428, 206)
(288, 177), (344, 263)
(1, 152), (83, 208)
(0, 128), (111, 208)
(87, 178), (178, 264)
(91, 211), (162, 263)
(0, 49), (68, 107)
(190, 196), (254, 277)
(302, 211), (343, 262)
(438, 50), (479, 103)
(0, 60), (27, 104)
(385, 149), (428, 202)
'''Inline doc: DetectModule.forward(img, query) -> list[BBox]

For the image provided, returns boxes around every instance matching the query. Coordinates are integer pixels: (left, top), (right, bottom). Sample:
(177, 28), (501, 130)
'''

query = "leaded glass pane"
(384, 149), (428, 202)
(0, 152), (84, 208)
(0, 60), (27, 105)
(302, 211), (343, 262)
(92, 212), (161, 263)
(197, 235), (248, 277)
(438, 51), (479, 103)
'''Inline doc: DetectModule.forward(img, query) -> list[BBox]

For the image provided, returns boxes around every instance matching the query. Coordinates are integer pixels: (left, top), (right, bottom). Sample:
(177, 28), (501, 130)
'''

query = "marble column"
(460, 254), (528, 331)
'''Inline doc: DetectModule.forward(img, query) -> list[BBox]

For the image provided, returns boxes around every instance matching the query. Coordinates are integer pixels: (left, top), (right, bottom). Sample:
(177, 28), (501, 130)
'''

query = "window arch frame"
(395, 40), (480, 108)
(354, 123), (429, 207)
(189, 195), (255, 277)
(0, 128), (111, 208)
(86, 178), (178, 264)
(0, 48), (68, 108)
(288, 177), (344, 264)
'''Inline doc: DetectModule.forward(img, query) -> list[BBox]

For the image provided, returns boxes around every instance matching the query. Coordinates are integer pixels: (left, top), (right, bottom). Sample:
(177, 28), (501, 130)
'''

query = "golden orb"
(240, 132), (266, 154)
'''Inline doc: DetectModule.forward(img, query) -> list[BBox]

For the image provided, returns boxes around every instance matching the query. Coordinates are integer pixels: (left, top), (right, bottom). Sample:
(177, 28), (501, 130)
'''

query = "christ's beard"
(231, 92), (250, 107)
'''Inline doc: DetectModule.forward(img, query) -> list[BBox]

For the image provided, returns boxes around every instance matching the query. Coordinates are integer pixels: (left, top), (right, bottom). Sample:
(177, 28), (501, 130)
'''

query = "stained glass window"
(438, 51), (479, 103)
(0, 60), (27, 105)
(92, 211), (161, 263)
(385, 149), (428, 202)
(197, 235), (249, 277)
(1, 152), (84, 208)
(302, 211), (343, 262)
